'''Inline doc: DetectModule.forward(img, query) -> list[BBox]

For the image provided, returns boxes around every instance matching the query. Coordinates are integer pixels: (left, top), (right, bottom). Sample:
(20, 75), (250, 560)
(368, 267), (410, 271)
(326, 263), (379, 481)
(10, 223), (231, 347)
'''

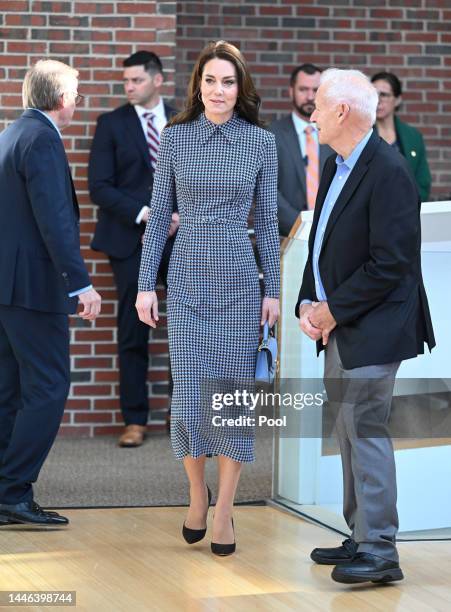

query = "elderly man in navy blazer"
(296, 69), (435, 585)
(0, 60), (101, 526)
(89, 51), (178, 447)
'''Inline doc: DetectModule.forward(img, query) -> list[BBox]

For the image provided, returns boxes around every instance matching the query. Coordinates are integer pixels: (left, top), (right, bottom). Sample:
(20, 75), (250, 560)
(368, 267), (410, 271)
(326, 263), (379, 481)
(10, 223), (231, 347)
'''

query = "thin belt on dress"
(180, 215), (248, 229)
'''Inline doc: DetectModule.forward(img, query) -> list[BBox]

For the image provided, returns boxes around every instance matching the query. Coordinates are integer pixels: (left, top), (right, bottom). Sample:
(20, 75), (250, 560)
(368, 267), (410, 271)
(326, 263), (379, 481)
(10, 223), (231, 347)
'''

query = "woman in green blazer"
(371, 72), (432, 201)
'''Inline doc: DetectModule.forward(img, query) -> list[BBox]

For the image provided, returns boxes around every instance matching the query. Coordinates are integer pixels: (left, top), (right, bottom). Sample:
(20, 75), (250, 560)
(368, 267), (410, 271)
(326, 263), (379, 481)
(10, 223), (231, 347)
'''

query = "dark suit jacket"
(89, 102), (178, 260)
(270, 115), (333, 236)
(0, 109), (90, 314)
(295, 131), (435, 369)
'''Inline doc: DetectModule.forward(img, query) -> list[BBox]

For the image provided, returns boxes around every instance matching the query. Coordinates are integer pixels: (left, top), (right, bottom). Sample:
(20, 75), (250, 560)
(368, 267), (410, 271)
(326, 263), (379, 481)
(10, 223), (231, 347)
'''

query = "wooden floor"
(1, 506), (451, 612)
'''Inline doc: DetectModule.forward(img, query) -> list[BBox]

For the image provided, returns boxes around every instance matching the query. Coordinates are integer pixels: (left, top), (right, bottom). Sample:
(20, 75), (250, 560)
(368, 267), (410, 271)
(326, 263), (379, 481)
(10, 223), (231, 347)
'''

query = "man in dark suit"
(270, 64), (333, 237)
(89, 51), (178, 447)
(0, 60), (101, 526)
(296, 69), (435, 584)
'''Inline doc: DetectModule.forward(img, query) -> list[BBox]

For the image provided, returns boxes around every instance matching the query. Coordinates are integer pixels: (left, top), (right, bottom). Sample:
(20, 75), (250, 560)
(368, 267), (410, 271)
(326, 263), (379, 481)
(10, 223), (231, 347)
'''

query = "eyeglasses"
(74, 93), (84, 105)
(377, 92), (394, 100)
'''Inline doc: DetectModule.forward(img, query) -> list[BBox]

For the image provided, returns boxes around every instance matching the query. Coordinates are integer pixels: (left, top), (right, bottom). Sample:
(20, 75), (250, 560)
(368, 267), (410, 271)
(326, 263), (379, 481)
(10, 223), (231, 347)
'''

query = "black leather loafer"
(310, 538), (357, 565)
(331, 552), (404, 584)
(0, 502), (69, 526)
(0, 517), (19, 526)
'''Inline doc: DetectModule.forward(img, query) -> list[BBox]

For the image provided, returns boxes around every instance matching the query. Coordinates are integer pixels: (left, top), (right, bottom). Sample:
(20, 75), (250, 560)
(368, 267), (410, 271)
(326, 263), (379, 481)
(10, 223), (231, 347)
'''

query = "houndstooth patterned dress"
(138, 112), (280, 462)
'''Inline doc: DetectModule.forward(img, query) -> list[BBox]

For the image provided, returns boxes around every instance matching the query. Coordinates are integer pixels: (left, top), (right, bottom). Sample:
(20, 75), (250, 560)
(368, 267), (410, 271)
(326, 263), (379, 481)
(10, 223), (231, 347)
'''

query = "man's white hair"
(320, 68), (378, 125)
(22, 59), (79, 111)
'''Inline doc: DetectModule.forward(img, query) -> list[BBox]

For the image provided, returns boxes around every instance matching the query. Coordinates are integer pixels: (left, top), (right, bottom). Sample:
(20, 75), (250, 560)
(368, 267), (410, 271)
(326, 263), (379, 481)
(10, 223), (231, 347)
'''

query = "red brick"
(74, 330), (114, 342)
(74, 2), (114, 13)
(296, 6), (329, 17)
(149, 397), (169, 409)
(75, 357), (113, 369)
(95, 371), (119, 382)
(31, 1), (71, 10)
(92, 17), (131, 27)
(74, 412), (114, 423)
(148, 370), (168, 382)
(355, 20), (388, 29)
(0, 1), (28, 9)
(93, 401), (120, 413)
(117, 2), (156, 14)
(259, 5), (292, 15)
(115, 30), (156, 42)
(0, 82), (22, 93)
(66, 399), (90, 409)
(134, 16), (175, 28)
(1, 95), (22, 106)
(6, 15), (46, 26)
(406, 33), (438, 42)
(370, 55), (405, 65)
(72, 385), (113, 396)
(370, 9), (403, 18)
(7, 42), (47, 53)
(95, 344), (118, 355)
(70, 344), (92, 355)
(94, 317), (118, 328)
(334, 31), (366, 41)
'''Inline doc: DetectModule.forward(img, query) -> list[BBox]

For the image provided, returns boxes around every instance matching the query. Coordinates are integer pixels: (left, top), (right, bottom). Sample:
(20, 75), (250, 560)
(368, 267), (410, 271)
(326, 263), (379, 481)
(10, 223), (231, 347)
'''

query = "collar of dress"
(196, 112), (243, 144)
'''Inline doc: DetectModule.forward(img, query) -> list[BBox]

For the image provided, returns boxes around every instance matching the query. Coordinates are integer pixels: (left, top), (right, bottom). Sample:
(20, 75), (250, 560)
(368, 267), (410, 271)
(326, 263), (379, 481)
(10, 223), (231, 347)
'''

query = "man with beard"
(270, 64), (333, 237)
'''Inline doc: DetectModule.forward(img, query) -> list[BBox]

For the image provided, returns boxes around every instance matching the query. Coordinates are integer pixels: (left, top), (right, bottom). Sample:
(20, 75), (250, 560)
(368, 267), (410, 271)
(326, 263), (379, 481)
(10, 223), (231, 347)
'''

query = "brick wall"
(0, 0), (177, 436)
(1, 1), (450, 436)
(175, 0), (451, 200)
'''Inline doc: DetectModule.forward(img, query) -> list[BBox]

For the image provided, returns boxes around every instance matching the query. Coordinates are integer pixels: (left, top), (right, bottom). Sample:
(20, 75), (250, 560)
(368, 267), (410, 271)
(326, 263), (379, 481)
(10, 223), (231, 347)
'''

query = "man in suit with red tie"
(0, 60), (101, 525)
(270, 64), (333, 237)
(89, 51), (178, 447)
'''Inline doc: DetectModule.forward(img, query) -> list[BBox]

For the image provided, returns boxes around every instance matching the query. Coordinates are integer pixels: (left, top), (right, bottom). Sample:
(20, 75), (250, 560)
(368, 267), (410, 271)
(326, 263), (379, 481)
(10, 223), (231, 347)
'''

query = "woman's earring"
(198, 91), (203, 104)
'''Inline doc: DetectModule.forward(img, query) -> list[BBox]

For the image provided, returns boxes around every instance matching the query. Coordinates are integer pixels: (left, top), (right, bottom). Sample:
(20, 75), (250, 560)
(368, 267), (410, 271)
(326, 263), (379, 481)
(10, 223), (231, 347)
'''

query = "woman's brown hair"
(169, 40), (264, 127)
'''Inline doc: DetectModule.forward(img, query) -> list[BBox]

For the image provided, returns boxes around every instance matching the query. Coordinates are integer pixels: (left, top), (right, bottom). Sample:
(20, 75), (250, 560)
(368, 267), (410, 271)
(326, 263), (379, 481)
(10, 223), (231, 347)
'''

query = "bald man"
(296, 69), (435, 585)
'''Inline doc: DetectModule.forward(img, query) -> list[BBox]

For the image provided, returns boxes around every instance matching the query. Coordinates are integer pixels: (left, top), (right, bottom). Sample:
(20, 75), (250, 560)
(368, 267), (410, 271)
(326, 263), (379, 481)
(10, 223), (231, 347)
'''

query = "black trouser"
(0, 305), (70, 504)
(109, 240), (173, 426)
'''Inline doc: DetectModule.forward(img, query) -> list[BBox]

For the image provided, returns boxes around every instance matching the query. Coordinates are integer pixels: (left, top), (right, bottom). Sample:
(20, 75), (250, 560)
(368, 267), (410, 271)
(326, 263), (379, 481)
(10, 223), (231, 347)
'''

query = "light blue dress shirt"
(28, 108), (92, 298)
(307, 129), (373, 303)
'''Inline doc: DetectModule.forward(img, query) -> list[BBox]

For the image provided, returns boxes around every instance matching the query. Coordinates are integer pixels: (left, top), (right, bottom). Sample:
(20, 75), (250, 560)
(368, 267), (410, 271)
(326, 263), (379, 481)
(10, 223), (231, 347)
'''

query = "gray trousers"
(324, 334), (400, 562)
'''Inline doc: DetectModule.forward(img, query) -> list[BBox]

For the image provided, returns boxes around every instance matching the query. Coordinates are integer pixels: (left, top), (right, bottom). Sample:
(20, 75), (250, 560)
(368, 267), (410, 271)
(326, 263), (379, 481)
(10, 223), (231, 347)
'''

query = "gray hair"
(320, 68), (378, 125)
(22, 59), (79, 111)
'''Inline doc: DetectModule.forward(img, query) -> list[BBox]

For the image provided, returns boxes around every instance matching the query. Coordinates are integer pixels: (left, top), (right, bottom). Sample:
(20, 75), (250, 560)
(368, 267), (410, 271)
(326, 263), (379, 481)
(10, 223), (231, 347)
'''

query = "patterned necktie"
(304, 125), (319, 210)
(143, 111), (160, 170)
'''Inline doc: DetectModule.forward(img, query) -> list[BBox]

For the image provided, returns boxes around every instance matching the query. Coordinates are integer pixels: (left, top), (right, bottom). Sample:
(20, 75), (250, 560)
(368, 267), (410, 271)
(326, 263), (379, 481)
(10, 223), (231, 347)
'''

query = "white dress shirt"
(134, 98), (168, 224)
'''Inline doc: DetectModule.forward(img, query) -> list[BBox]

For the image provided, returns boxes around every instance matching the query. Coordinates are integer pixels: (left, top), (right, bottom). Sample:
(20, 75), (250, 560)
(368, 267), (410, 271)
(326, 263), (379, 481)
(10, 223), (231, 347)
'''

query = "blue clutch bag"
(255, 322), (278, 384)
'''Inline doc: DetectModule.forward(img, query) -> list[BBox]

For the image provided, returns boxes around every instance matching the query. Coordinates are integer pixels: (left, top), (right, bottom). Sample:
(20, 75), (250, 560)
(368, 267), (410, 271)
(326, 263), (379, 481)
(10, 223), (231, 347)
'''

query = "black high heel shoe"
(182, 485), (212, 544)
(211, 518), (235, 556)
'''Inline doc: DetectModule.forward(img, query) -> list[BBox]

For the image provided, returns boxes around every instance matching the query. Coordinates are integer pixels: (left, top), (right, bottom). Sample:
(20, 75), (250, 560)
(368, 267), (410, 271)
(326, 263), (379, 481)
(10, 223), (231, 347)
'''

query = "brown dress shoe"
(118, 425), (146, 447)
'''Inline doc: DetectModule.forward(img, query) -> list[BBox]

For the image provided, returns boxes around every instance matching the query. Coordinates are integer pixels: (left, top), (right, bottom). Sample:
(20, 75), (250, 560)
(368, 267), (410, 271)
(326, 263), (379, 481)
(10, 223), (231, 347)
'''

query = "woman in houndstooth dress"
(136, 41), (279, 554)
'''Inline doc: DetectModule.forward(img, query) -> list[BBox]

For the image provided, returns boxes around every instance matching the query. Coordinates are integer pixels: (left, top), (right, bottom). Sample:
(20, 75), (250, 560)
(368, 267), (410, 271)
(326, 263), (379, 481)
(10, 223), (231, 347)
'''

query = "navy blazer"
(0, 109), (91, 314)
(89, 102), (178, 259)
(296, 131), (435, 369)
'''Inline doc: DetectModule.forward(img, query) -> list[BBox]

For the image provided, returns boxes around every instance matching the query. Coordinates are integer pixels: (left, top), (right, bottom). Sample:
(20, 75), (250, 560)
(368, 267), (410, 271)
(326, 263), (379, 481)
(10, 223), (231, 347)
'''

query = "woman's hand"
(135, 291), (159, 328)
(261, 297), (280, 328)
